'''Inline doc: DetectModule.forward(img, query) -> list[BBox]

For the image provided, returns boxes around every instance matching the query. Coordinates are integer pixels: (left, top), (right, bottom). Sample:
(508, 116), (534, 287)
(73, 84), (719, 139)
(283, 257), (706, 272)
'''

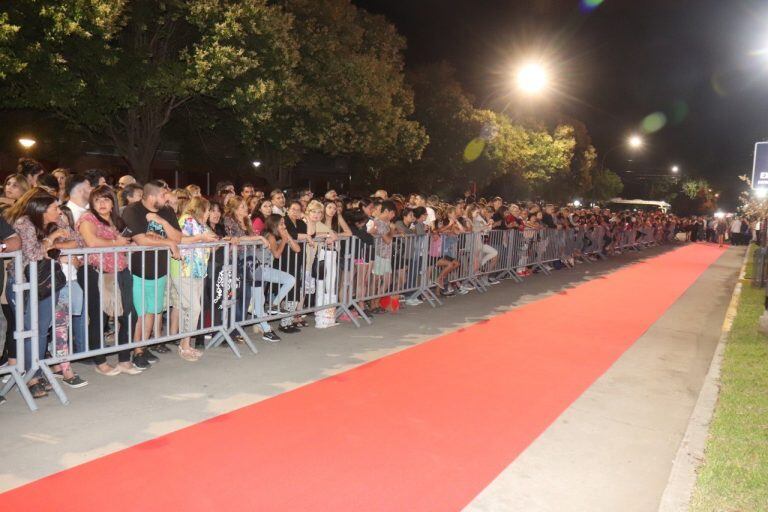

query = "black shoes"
(262, 331), (281, 343)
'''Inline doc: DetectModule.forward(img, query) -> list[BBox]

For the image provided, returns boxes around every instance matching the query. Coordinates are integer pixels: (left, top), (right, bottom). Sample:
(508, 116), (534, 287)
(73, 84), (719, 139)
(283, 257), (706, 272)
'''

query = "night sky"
(354, 0), (768, 208)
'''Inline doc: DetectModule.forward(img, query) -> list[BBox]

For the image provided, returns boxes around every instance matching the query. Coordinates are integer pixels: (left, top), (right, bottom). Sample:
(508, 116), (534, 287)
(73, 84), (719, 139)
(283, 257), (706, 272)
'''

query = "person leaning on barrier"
(7, 189), (87, 397)
(261, 214), (300, 334)
(76, 185), (136, 376)
(223, 196), (282, 342)
(304, 200), (339, 328)
(121, 180), (183, 370)
(281, 201), (311, 329)
(171, 197), (216, 362)
(250, 197), (272, 235)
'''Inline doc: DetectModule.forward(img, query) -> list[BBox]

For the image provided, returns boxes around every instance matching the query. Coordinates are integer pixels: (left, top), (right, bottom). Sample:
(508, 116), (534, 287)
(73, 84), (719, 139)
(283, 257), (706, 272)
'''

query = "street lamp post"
(600, 135), (644, 171)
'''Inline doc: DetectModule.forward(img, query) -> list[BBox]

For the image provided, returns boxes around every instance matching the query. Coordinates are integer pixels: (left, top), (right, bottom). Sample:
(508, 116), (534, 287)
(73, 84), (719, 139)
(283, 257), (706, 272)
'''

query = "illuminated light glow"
(463, 137), (486, 163)
(628, 135), (643, 149)
(671, 165), (679, 173)
(579, 0), (605, 11)
(18, 138), (36, 149)
(756, 188), (768, 199)
(573, 200), (582, 207)
(641, 112), (667, 134)
(714, 211), (725, 219)
(252, 161), (261, 168)
(515, 63), (549, 94)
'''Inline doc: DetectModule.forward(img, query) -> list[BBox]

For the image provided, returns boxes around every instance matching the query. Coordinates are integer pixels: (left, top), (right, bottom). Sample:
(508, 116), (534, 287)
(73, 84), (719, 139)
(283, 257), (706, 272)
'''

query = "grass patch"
(691, 245), (768, 511)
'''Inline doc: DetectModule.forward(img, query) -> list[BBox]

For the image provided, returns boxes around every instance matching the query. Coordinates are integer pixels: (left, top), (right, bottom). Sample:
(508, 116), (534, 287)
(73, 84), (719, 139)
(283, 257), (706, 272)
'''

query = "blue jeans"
(18, 281), (82, 373)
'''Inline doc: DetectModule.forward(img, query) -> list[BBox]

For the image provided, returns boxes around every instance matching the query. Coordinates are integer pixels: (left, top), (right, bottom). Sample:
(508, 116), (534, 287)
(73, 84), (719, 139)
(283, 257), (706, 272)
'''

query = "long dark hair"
(23, 193), (58, 240)
(263, 213), (283, 237)
(250, 198), (270, 223)
(88, 185), (124, 230)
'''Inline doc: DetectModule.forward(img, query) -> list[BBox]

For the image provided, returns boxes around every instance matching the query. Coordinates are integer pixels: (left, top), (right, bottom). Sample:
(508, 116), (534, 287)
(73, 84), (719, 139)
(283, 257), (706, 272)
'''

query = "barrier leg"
(234, 324), (258, 355)
(38, 362), (69, 406)
(335, 304), (362, 328)
(421, 286), (442, 307)
(350, 302), (372, 325)
(1, 368), (38, 411)
(206, 328), (242, 359)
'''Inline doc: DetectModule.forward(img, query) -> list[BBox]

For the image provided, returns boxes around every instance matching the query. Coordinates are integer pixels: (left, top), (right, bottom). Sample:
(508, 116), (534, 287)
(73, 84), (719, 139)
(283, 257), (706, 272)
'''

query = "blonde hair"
(173, 188), (190, 217)
(306, 199), (324, 215)
(182, 197), (210, 224)
(224, 196), (252, 234)
(4, 173), (30, 197)
(185, 184), (201, 198)
(4, 187), (53, 223)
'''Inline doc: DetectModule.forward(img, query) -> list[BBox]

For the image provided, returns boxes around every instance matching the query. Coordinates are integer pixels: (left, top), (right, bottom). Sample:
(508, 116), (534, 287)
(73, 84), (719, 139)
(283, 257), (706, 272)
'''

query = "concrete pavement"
(465, 246), (744, 512)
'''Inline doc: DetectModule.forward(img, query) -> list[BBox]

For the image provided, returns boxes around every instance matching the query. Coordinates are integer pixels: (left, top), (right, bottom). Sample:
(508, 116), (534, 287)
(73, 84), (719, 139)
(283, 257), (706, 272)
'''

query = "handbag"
(26, 258), (67, 300)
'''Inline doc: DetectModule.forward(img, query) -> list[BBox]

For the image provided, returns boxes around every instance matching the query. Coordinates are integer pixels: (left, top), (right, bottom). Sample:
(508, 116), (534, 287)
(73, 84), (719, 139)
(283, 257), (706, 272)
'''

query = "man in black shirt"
(491, 196), (506, 229)
(121, 180), (182, 369)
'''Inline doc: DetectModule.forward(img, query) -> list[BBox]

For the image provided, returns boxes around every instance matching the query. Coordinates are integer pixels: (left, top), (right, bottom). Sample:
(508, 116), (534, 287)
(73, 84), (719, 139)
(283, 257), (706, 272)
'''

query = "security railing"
(0, 226), (673, 410)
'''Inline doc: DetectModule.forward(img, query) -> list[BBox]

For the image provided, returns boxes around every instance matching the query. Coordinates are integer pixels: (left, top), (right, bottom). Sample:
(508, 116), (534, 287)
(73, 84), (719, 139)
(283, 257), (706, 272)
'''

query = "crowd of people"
(0, 158), (754, 404)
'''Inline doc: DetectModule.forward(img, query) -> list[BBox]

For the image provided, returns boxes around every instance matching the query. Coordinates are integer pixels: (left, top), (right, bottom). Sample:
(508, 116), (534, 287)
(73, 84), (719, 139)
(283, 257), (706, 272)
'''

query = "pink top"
(77, 212), (128, 273)
(251, 217), (266, 235)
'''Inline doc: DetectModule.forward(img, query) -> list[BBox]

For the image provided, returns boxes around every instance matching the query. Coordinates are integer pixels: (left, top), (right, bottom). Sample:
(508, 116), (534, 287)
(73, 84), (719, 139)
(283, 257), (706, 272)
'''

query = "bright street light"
(252, 161), (261, 168)
(18, 138), (36, 149)
(628, 135), (643, 149)
(601, 134), (644, 170)
(671, 165), (680, 173)
(515, 62), (549, 95)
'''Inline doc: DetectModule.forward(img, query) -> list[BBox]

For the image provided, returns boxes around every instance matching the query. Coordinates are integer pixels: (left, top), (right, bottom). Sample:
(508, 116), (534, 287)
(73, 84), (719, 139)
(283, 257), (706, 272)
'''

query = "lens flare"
(515, 63), (549, 94)
(641, 112), (667, 134)
(464, 138), (486, 163)
(669, 100), (689, 125)
(580, 0), (605, 12)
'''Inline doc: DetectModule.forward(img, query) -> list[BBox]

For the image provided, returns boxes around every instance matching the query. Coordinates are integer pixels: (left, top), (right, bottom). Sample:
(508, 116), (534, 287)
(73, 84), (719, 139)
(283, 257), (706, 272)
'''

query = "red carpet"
(0, 244), (726, 511)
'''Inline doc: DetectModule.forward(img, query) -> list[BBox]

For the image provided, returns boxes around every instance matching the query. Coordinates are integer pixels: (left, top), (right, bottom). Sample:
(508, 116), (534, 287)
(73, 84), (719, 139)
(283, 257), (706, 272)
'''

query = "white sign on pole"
(752, 141), (768, 189)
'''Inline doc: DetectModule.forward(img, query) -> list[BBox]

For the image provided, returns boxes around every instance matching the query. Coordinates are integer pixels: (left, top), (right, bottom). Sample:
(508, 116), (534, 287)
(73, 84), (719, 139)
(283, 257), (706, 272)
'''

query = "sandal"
(39, 377), (53, 391)
(28, 383), (48, 399)
(178, 346), (199, 362)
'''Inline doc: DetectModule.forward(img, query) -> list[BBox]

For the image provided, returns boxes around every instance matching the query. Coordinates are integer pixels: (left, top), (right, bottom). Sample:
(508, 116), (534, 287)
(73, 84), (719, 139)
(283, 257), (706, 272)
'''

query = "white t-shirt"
(425, 206), (436, 229)
(66, 200), (89, 225)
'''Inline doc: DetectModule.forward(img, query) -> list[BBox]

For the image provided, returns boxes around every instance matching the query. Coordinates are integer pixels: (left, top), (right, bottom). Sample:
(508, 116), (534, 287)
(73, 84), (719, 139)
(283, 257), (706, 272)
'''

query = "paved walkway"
(466, 245), (744, 511)
(0, 244), (743, 511)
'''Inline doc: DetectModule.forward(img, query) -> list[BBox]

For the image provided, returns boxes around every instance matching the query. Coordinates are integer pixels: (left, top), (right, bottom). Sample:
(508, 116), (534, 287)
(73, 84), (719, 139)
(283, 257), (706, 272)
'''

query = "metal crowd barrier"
(1, 226), (682, 410)
(0, 251), (38, 411)
(345, 234), (438, 322)
(29, 242), (232, 405)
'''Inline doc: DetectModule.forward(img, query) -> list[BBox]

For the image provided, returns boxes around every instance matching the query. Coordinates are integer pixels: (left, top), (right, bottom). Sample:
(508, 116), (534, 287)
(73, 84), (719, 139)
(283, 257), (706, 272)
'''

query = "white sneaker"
(405, 298), (422, 306)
